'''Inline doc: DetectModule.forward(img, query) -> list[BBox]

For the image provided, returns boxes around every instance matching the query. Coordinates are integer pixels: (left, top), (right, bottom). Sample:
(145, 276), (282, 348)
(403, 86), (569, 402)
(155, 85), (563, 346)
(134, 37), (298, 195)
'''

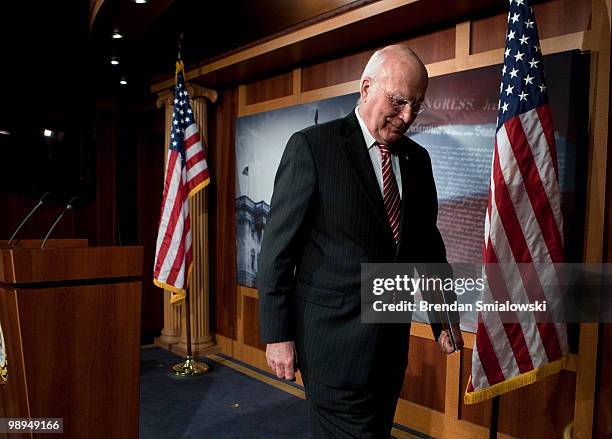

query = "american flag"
(464, 0), (568, 404)
(153, 57), (210, 303)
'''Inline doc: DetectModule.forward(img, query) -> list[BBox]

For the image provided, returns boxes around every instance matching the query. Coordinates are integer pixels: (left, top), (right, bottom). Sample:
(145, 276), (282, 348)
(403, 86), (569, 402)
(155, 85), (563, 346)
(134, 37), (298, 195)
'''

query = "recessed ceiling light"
(134, 0), (148, 3)
(112, 31), (123, 39)
(111, 57), (119, 65)
(43, 129), (54, 137)
(120, 78), (127, 85)
(0, 130), (10, 136)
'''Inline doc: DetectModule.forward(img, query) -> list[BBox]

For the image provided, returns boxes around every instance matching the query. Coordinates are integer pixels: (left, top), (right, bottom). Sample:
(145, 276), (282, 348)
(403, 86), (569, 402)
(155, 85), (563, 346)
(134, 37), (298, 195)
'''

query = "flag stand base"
(171, 355), (210, 377)
(170, 286), (210, 377)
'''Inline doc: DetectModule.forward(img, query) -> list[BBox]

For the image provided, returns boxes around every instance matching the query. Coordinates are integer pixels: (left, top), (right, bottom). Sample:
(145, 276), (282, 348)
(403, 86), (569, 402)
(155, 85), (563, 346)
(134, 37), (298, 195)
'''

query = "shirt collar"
(355, 107), (377, 150)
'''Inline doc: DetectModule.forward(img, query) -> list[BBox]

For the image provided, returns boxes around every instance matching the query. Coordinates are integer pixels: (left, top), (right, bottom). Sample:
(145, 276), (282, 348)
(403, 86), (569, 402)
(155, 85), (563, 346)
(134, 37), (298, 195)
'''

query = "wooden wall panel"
(595, 324), (612, 438)
(598, 56), (612, 438)
(243, 296), (266, 350)
(502, 370), (576, 438)
(470, 13), (506, 55)
(401, 335), (446, 413)
(598, 123), (612, 436)
(92, 107), (116, 246)
(533, 0), (592, 39)
(1, 194), (76, 242)
(459, 348), (493, 427)
(459, 348), (576, 437)
(136, 107), (166, 342)
(302, 50), (373, 92)
(245, 71), (294, 105)
(471, 0), (592, 54)
(301, 27), (455, 92)
(397, 26), (456, 65)
(211, 88), (238, 338)
(607, 64), (612, 264)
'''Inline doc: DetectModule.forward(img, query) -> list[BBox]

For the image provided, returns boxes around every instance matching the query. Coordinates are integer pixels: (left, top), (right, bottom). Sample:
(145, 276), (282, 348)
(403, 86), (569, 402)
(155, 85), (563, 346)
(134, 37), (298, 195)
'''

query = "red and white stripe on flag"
(153, 59), (210, 303)
(464, 0), (569, 404)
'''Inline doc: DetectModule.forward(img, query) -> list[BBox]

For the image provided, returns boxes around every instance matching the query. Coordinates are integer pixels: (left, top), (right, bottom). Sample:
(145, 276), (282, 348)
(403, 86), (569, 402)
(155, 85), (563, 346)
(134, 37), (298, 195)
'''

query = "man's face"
(359, 65), (427, 145)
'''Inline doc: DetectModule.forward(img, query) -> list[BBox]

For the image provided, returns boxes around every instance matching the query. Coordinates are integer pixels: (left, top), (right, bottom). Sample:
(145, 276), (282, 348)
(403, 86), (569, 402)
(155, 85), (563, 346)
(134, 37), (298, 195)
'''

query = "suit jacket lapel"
(339, 112), (392, 237)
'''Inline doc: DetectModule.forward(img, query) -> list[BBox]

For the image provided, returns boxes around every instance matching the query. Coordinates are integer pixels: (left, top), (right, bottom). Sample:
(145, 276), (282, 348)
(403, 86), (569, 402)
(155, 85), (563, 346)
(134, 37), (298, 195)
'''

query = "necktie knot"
(378, 143), (391, 155)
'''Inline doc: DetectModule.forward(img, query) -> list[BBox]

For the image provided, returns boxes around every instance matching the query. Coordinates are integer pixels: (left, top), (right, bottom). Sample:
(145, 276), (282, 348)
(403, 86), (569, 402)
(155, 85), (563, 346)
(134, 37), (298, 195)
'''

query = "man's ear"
(360, 78), (371, 102)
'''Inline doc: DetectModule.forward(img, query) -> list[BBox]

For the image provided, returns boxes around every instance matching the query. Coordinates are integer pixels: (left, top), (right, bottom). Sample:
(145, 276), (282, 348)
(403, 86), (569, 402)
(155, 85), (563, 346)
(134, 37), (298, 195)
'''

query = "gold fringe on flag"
(464, 355), (568, 405)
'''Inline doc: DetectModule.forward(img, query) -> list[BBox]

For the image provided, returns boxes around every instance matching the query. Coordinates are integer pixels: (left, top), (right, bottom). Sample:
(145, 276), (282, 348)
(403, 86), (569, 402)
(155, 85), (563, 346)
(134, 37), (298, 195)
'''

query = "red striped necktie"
(378, 143), (401, 243)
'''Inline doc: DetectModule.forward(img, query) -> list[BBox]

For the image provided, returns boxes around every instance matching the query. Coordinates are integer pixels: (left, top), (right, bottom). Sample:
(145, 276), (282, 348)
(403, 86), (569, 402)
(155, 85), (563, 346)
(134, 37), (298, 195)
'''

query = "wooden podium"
(0, 240), (143, 439)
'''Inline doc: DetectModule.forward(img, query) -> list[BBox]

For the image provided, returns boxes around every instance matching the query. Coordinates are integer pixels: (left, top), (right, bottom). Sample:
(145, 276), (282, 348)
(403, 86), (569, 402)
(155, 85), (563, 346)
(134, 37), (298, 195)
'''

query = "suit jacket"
(258, 110), (448, 388)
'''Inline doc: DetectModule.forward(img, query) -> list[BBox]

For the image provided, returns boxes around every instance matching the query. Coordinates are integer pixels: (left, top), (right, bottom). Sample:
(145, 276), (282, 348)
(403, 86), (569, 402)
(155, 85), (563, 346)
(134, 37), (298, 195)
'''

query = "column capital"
(156, 85), (218, 109)
(156, 89), (174, 109)
(185, 83), (218, 103)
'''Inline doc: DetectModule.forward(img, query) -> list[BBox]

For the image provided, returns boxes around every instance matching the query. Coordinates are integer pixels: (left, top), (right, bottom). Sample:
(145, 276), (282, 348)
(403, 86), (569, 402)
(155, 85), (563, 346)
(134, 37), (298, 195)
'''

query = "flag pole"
(489, 395), (500, 438)
(171, 287), (210, 376)
(167, 31), (209, 377)
(177, 32), (184, 60)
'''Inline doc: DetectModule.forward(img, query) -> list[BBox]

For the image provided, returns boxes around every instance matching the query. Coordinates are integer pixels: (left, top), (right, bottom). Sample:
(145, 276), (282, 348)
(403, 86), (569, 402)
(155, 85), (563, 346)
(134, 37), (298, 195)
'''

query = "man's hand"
(437, 324), (464, 353)
(266, 341), (297, 380)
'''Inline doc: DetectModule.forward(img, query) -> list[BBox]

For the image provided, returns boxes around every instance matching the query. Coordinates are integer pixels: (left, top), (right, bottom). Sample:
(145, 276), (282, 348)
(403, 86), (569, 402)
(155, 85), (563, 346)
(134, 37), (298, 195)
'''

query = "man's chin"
(383, 131), (405, 144)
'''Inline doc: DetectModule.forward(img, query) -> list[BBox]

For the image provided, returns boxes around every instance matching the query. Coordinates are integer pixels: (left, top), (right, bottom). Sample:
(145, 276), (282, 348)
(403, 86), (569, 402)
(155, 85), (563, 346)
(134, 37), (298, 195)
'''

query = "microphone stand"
(41, 197), (78, 249)
(8, 192), (51, 245)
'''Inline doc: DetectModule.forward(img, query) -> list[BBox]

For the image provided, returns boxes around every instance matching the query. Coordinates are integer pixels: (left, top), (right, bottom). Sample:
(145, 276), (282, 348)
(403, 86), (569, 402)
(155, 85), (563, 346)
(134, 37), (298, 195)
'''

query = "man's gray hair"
(356, 45), (426, 105)
(360, 48), (387, 83)
(356, 49), (386, 105)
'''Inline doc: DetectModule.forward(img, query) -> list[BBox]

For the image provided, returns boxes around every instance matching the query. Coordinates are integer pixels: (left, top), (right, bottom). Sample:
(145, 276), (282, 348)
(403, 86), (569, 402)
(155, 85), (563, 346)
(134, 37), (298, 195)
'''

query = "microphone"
(7, 191), (52, 244)
(40, 196), (79, 249)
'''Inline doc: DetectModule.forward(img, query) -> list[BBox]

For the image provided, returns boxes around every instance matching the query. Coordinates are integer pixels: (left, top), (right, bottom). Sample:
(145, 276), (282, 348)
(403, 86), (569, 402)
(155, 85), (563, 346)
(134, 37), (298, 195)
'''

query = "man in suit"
(258, 45), (463, 438)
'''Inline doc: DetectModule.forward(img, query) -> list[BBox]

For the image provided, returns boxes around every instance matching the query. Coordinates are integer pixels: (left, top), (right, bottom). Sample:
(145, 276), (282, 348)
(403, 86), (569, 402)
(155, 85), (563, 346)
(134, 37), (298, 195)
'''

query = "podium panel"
(0, 241), (143, 439)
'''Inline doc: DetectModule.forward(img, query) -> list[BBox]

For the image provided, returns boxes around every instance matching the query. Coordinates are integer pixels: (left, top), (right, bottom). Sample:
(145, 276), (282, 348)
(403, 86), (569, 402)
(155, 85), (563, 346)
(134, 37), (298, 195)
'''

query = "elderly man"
(258, 45), (462, 438)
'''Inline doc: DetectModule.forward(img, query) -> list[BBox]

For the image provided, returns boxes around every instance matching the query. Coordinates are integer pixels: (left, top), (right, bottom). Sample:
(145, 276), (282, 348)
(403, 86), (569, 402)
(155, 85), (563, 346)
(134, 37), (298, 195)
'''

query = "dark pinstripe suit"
(258, 111), (447, 437)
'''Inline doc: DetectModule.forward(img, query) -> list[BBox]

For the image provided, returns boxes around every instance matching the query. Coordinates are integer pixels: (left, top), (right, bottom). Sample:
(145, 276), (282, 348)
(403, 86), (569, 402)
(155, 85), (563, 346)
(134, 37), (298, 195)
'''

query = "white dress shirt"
(355, 107), (403, 198)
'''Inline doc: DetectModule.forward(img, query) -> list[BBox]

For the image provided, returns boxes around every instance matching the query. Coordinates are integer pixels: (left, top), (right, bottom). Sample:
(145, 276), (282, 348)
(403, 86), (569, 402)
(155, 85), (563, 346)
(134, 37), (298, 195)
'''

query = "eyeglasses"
(381, 88), (427, 115)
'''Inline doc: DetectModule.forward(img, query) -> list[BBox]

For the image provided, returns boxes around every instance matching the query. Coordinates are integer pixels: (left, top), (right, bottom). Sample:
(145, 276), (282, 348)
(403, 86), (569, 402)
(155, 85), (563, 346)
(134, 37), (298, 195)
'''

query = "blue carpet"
(139, 347), (431, 439)
(139, 347), (311, 438)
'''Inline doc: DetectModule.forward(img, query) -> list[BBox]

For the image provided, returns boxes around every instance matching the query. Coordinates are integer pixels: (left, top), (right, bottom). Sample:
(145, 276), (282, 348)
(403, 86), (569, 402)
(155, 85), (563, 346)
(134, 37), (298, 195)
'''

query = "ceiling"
(0, 0), (374, 125)
(0, 2), (91, 124)
(0, 0), (512, 138)
(90, 0), (372, 91)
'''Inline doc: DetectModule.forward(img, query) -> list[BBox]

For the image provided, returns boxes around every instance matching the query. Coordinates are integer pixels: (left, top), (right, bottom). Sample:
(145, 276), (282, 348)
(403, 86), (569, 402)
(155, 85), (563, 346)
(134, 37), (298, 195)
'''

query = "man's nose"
(397, 105), (415, 124)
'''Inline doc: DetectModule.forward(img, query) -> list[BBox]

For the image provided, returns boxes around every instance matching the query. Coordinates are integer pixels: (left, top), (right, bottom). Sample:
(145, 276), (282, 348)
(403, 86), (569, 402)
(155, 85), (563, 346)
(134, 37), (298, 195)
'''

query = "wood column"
(176, 83), (218, 355)
(154, 90), (182, 349)
(154, 85), (219, 357)
(574, 1), (610, 437)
